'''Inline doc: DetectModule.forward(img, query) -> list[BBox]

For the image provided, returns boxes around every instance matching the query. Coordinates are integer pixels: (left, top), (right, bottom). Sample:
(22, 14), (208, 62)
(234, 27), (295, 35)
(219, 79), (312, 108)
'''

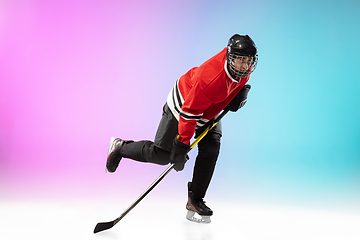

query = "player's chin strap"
(93, 106), (231, 234)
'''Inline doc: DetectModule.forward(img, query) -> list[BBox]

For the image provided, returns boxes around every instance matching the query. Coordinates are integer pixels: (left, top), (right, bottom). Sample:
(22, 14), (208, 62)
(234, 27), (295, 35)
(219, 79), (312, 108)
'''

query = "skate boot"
(186, 182), (212, 223)
(106, 137), (126, 173)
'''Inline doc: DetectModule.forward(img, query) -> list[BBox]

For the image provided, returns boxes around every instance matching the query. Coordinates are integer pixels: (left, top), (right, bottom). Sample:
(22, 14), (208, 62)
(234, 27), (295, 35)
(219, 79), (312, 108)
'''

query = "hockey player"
(106, 34), (258, 223)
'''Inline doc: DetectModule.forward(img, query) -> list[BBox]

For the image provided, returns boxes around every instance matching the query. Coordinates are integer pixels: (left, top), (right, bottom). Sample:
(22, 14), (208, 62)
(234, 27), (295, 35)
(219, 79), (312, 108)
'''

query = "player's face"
(231, 56), (253, 72)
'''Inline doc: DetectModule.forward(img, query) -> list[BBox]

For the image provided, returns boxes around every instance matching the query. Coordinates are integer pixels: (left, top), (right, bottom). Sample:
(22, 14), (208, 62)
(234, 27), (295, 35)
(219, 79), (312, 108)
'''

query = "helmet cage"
(227, 53), (258, 79)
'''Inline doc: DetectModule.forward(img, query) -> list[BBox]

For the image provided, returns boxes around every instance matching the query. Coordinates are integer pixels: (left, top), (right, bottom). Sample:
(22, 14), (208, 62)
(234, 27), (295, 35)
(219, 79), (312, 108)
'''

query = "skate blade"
(186, 210), (211, 224)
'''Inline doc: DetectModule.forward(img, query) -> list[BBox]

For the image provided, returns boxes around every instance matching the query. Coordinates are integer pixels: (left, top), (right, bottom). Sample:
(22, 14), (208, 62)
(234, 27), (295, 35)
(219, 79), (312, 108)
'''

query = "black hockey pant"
(120, 103), (222, 199)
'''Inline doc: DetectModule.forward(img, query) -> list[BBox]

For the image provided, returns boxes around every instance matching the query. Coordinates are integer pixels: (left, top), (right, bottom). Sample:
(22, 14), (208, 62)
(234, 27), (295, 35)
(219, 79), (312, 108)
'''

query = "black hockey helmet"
(226, 34), (258, 79)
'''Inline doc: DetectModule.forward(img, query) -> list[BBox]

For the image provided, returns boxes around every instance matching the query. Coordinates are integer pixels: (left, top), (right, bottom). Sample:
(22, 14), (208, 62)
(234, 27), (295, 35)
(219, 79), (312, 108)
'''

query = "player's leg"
(186, 122), (222, 222)
(106, 104), (178, 172)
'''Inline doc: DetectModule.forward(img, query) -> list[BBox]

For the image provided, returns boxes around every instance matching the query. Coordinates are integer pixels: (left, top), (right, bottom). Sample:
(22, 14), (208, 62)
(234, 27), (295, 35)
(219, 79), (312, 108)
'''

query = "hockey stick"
(93, 107), (230, 234)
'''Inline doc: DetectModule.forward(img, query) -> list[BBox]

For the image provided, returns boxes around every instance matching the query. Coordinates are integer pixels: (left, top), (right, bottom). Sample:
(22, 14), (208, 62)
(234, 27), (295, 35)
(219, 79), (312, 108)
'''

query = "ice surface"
(1, 197), (359, 240)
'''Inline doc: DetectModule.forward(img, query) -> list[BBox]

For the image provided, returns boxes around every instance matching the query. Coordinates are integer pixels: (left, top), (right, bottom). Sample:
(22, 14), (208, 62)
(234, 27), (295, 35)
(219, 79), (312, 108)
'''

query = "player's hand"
(228, 84), (251, 112)
(170, 137), (190, 171)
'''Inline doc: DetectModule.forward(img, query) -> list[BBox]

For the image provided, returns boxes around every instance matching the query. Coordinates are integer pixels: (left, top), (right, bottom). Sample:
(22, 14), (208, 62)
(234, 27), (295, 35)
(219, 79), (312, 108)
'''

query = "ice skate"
(186, 182), (212, 223)
(106, 137), (125, 173)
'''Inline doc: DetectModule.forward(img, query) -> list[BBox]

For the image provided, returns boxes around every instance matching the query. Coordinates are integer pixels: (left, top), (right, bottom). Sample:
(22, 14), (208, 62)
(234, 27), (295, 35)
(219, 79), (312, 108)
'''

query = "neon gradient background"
(1, 0), (359, 233)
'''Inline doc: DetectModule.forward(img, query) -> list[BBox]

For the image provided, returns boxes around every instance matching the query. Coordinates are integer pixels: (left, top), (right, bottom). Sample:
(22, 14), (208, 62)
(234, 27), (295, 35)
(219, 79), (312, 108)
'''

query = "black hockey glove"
(170, 136), (190, 172)
(228, 84), (251, 112)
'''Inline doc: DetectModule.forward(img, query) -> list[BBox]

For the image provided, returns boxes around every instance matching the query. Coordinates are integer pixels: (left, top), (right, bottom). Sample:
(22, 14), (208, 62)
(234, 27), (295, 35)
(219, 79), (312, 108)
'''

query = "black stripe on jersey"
(171, 87), (181, 114)
(174, 83), (183, 109)
(180, 112), (202, 121)
(197, 119), (207, 126)
(170, 80), (203, 121)
(196, 119), (209, 129)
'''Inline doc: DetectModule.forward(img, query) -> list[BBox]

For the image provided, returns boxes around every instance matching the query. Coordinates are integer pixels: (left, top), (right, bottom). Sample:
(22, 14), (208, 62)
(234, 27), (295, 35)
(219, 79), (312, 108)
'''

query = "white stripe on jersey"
(197, 118), (210, 128)
(167, 80), (209, 129)
(167, 79), (182, 121)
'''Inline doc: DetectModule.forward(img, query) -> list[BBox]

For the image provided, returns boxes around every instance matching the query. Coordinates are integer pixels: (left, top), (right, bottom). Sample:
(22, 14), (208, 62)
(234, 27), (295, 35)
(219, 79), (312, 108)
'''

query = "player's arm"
(227, 84), (251, 112)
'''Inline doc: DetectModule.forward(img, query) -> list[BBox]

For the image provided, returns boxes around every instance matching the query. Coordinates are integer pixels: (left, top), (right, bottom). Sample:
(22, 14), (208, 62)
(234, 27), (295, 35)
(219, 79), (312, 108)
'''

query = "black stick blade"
(93, 220), (116, 234)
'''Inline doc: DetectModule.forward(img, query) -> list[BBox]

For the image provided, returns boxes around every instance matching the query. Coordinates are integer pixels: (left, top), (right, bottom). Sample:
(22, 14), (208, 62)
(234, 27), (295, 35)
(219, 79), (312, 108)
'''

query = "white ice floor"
(1, 196), (360, 240)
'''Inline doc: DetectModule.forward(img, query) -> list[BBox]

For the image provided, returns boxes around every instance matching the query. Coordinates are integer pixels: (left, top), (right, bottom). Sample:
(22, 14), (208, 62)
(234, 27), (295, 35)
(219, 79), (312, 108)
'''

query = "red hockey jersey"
(167, 47), (250, 144)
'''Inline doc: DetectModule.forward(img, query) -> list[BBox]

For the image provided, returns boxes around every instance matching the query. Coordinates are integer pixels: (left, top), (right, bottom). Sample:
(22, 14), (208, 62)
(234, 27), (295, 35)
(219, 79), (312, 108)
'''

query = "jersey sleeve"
(177, 81), (213, 144)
